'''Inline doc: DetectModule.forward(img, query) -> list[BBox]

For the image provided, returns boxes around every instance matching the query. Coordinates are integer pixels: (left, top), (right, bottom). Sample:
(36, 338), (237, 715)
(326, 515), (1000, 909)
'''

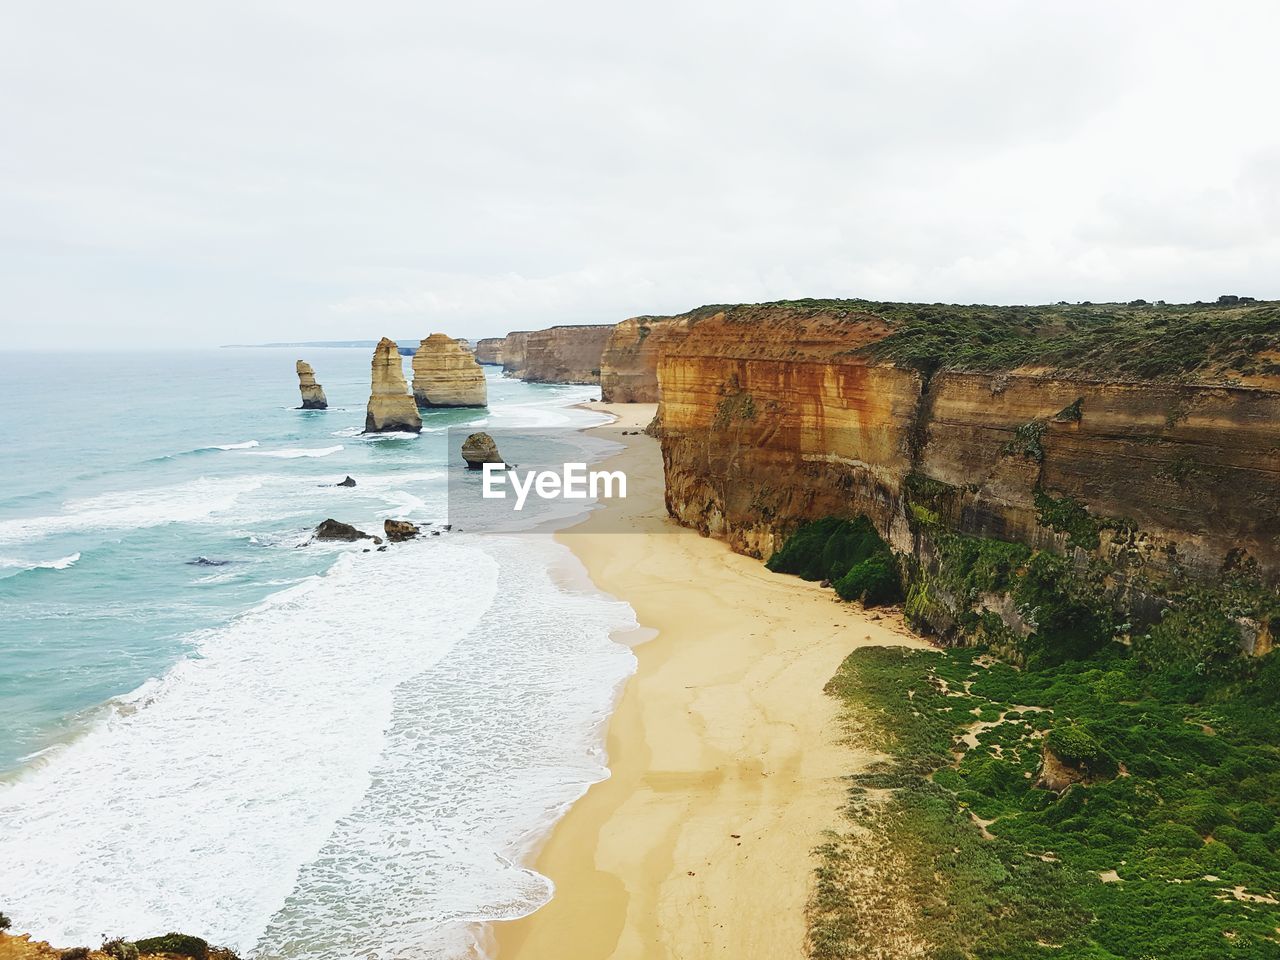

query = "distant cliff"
(656, 299), (1280, 654)
(475, 337), (504, 365)
(500, 331), (531, 378)
(599, 315), (697, 402)
(492, 324), (612, 384)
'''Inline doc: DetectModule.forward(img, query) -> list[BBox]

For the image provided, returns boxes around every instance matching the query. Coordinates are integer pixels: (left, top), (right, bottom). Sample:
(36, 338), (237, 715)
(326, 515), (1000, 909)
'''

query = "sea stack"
(411, 333), (488, 408)
(461, 432), (504, 469)
(364, 337), (422, 433)
(296, 360), (328, 409)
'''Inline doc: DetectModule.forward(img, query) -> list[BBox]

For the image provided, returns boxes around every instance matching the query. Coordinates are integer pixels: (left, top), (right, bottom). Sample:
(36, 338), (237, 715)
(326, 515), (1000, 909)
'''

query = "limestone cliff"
(600, 315), (697, 402)
(411, 333), (487, 408)
(364, 337), (422, 433)
(475, 337), (505, 365)
(500, 331), (531, 378)
(657, 299), (1280, 643)
(295, 360), (327, 409)
(520, 324), (613, 384)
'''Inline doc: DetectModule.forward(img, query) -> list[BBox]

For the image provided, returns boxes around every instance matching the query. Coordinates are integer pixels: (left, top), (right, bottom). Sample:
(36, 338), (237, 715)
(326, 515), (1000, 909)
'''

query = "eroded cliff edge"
(656, 299), (1280, 648)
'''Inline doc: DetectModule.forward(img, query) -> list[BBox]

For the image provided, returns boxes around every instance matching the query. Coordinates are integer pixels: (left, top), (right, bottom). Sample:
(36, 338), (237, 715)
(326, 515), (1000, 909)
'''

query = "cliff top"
(659, 297), (1280, 383)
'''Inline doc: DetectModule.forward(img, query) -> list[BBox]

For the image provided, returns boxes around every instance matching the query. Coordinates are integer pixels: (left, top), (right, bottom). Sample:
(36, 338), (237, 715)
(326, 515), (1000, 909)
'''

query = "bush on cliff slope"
(766, 516), (902, 607)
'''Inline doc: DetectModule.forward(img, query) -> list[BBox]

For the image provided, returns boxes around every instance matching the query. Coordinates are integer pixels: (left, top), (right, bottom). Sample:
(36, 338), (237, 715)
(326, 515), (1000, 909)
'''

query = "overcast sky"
(2, 1), (1277, 348)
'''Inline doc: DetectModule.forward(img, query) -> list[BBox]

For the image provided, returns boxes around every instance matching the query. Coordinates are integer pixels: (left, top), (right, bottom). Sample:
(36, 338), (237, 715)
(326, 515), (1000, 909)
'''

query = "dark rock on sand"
(313, 519), (382, 543)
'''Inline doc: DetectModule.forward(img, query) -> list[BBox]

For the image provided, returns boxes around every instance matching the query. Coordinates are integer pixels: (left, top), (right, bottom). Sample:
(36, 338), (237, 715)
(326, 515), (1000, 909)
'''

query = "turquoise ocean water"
(0, 349), (637, 959)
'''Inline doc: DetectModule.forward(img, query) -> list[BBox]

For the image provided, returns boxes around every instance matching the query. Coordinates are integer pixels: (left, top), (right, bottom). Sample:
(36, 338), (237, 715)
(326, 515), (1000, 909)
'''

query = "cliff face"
(295, 360), (328, 409)
(500, 331), (531, 378)
(657, 301), (1280, 639)
(364, 337), (422, 433)
(475, 337), (504, 365)
(518, 324), (613, 384)
(411, 333), (487, 407)
(600, 315), (697, 402)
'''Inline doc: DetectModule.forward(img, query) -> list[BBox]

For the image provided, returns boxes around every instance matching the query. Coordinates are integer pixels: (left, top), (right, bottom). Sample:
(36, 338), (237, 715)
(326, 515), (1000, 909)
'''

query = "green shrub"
(1134, 598), (1243, 676)
(765, 517), (847, 580)
(1236, 801), (1276, 834)
(1015, 553), (1112, 667)
(1046, 723), (1117, 778)
(0, 911), (10, 931)
(834, 552), (902, 607)
(102, 939), (140, 960)
(133, 934), (209, 960)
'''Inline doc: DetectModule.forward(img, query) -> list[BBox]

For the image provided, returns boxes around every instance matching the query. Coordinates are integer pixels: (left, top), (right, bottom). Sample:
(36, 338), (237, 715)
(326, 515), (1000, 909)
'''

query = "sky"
(1, 0), (1277, 348)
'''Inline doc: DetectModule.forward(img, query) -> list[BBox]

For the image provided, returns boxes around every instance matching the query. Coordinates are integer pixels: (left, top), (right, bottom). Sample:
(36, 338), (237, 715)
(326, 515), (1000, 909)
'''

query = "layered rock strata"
(600, 314), (697, 402)
(519, 324), (613, 384)
(411, 333), (487, 407)
(295, 360), (327, 409)
(364, 337), (422, 433)
(475, 337), (505, 365)
(656, 300), (1280, 639)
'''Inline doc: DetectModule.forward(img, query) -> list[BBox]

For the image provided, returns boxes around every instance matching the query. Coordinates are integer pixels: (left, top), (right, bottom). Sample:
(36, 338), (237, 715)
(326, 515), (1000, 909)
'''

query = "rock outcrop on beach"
(461, 432), (504, 469)
(314, 518), (381, 543)
(599, 315), (697, 402)
(364, 337), (422, 433)
(655, 299), (1280, 650)
(295, 360), (328, 409)
(384, 519), (420, 542)
(411, 333), (488, 408)
(474, 337), (505, 365)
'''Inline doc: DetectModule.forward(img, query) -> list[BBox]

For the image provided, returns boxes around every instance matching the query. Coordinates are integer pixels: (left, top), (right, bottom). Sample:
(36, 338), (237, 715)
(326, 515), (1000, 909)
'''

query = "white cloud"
(0, 0), (1277, 347)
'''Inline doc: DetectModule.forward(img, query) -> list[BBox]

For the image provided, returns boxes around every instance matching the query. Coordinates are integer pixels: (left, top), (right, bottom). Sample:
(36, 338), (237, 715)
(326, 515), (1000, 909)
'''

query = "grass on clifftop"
(681, 296), (1280, 382)
(810, 643), (1280, 960)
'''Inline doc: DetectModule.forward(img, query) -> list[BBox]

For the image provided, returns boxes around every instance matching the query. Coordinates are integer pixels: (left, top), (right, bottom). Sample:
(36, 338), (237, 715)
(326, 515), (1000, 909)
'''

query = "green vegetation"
(767, 516), (902, 607)
(711, 390), (757, 428)
(102, 939), (140, 960)
(851, 299), (1280, 380)
(811, 641), (1280, 959)
(132, 934), (209, 959)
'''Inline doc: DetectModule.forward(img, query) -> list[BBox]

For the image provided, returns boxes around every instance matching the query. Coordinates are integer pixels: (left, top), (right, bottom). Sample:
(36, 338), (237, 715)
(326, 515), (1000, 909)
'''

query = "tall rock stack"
(296, 360), (328, 409)
(364, 337), (422, 433)
(411, 333), (488, 408)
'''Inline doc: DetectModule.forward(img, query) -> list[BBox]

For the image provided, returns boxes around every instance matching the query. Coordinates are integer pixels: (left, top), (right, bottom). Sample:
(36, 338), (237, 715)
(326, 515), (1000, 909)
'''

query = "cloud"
(0, 0), (1277, 346)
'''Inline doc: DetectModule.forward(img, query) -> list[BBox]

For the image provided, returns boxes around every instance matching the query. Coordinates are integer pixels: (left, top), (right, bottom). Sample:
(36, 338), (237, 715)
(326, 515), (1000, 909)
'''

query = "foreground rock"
(461, 432), (504, 469)
(411, 333), (487, 407)
(295, 360), (328, 409)
(384, 519), (420, 542)
(337, 475), (356, 487)
(313, 518), (381, 543)
(364, 337), (422, 433)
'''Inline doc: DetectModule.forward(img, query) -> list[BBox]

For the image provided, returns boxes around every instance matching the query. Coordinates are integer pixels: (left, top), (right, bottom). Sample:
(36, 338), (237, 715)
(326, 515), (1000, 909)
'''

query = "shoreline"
(492, 402), (928, 959)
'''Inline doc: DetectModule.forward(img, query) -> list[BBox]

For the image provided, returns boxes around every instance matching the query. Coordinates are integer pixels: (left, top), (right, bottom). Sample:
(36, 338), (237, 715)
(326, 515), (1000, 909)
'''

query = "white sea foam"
(252, 535), (637, 960)
(0, 478), (263, 546)
(209, 440), (261, 451)
(247, 445), (344, 459)
(0, 552), (80, 572)
(0, 541), (501, 954)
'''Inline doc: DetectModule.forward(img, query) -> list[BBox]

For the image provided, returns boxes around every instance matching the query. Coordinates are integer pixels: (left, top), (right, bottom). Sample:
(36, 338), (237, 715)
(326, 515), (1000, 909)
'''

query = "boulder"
(461, 432), (504, 469)
(412, 333), (488, 407)
(296, 360), (328, 410)
(384, 519), (420, 542)
(364, 338), (423, 433)
(337, 476), (357, 487)
(314, 519), (379, 543)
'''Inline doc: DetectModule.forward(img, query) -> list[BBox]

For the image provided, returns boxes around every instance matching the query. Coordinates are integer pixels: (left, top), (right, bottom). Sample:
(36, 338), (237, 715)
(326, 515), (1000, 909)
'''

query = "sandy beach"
(494, 402), (928, 960)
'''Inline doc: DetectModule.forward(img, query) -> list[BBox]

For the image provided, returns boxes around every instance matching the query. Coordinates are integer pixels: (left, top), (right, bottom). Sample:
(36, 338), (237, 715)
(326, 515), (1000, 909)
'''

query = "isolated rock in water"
(461, 432), (504, 469)
(384, 519), (420, 542)
(187, 556), (232, 567)
(364, 337), (423, 433)
(412, 333), (488, 408)
(296, 360), (328, 410)
(337, 475), (357, 487)
(314, 518), (373, 542)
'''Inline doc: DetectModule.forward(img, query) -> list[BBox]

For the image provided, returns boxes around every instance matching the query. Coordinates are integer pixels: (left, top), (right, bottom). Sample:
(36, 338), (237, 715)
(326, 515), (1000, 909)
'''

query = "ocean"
(0, 349), (639, 958)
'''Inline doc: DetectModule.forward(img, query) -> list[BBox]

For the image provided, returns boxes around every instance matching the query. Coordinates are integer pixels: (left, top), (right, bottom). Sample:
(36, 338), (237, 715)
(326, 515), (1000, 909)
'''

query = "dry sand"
(493, 402), (927, 959)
